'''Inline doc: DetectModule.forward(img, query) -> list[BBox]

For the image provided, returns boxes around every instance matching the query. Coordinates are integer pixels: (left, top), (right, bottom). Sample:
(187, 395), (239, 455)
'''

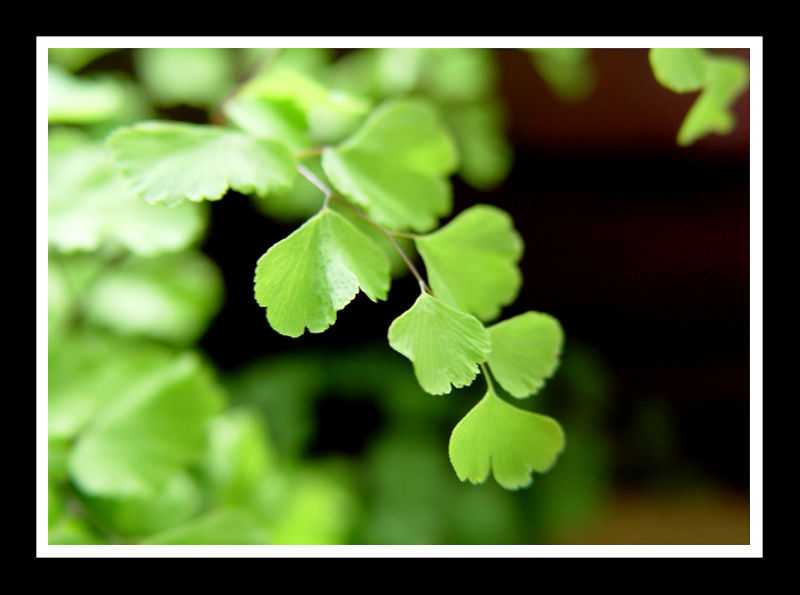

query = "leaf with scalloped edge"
(254, 208), (390, 338)
(107, 121), (296, 206)
(449, 388), (565, 489)
(415, 204), (523, 322)
(48, 133), (207, 255)
(322, 99), (458, 232)
(487, 311), (564, 398)
(387, 292), (491, 395)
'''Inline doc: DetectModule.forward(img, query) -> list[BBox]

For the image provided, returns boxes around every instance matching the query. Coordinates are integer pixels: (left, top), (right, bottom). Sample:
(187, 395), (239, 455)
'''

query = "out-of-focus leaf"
(146, 508), (270, 544)
(267, 468), (358, 545)
(676, 55), (749, 146)
(251, 155), (325, 222)
(387, 293), (491, 395)
(236, 66), (371, 143)
(82, 470), (203, 537)
(48, 515), (107, 545)
(48, 331), (176, 440)
(445, 101), (513, 190)
(48, 48), (114, 72)
(49, 132), (207, 255)
(648, 48), (749, 146)
(135, 48), (235, 108)
(418, 48), (496, 103)
(107, 121), (296, 206)
(649, 48), (706, 93)
(526, 48), (596, 101)
(68, 352), (225, 497)
(224, 96), (312, 151)
(204, 409), (276, 509)
(48, 483), (63, 529)
(48, 64), (149, 125)
(81, 251), (224, 345)
(254, 208), (390, 337)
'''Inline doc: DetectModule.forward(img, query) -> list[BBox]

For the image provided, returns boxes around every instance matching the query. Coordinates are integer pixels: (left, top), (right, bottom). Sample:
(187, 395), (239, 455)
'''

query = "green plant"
(47, 46), (749, 545)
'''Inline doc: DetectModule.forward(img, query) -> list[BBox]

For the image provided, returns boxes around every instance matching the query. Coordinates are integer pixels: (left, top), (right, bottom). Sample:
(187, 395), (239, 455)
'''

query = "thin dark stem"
(294, 165), (432, 293)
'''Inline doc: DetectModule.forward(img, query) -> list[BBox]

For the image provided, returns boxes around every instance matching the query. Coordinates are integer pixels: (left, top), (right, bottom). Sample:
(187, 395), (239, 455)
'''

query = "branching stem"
(295, 164), (432, 293)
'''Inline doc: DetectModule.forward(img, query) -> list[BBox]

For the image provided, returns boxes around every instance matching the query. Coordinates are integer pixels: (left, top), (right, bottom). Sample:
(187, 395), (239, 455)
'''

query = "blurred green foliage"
(46, 46), (694, 545)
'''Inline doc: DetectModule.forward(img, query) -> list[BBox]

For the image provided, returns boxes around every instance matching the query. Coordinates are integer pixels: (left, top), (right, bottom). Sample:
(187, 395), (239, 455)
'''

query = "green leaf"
(82, 251), (224, 345)
(146, 508), (270, 544)
(224, 96), (312, 151)
(107, 121), (296, 206)
(526, 48), (596, 101)
(251, 155), (325, 222)
(254, 208), (390, 337)
(48, 48), (114, 72)
(486, 312), (564, 398)
(82, 470), (203, 537)
(68, 352), (225, 497)
(236, 66), (371, 143)
(445, 101), (513, 190)
(48, 332), (176, 440)
(322, 99), (458, 232)
(415, 205), (523, 321)
(648, 48), (706, 93)
(49, 132), (207, 255)
(417, 48), (497, 103)
(48, 64), (147, 125)
(204, 409), (276, 509)
(134, 48), (235, 108)
(49, 515), (107, 545)
(676, 55), (749, 146)
(387, 293), (491, 395)
(266, 469), (357, 545)
(448, 388), (565, 489)
(648, 49), (749, 146)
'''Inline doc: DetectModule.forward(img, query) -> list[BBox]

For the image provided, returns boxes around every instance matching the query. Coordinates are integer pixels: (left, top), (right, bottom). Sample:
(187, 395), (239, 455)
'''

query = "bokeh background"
(46, 46), (752, 546)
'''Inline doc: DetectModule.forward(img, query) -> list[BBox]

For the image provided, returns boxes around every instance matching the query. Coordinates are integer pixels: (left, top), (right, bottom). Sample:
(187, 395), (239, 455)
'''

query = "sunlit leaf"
(49, 132), (207, 255)
(135, 48), (235, 108)
(68, 352), (225, 497)
(322, 99), (458, 232)
(648, 48), (706, 93)
(107, 121), (296, 206)
(387, 292), (491, 395)
(82, 251), (224, 345)
(146, 508), (270, 544)
(48, 64), (147, 125)
(237, 66), (370, 143)
(449, 388), (565, 489)
(416, 205), (523, 321)
(486, 311), (564, 398)
(204, 409), (276, 509)
(82, 470), (203, 537)
(254, 208), (390, 337)
(48, 331), (176, 440)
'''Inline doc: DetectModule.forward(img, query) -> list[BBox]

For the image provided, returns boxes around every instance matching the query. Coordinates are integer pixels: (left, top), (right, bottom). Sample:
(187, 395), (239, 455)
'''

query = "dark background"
(191, 48), (751, 542)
